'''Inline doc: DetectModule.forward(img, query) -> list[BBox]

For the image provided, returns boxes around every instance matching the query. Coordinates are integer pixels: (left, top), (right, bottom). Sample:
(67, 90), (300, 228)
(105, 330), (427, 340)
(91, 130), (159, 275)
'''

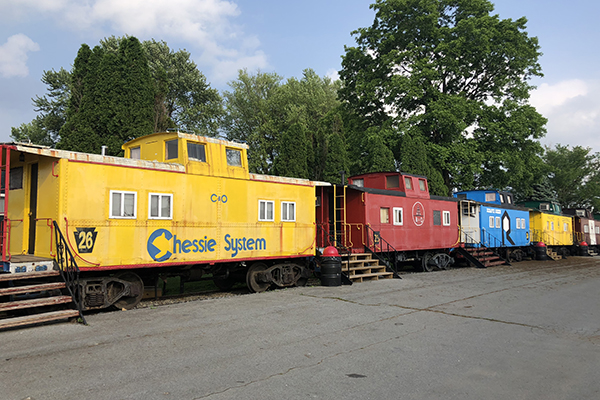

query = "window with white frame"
(393, 207), (403, 225)
(564, 223), (568, 232)
(489, 216), (494, 228)
(495, 216), (500, 228)
(149, 193), (173, 219)
(443, 211), (451, 226)
(380, 207), (390, 224)
(551, 221), (554, 231)
(485, 193), (496, 202)
(584, 224), (589, 233)
(110, 191), (137, 218)
(596, 226), (599, 234)
(259, 200), (274, 221)
(281, 201), (296, 222)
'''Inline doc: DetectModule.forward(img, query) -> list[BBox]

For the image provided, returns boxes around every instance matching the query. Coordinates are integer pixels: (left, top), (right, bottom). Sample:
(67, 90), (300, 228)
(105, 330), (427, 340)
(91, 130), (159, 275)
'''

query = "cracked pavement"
(1, 257), (599, 399)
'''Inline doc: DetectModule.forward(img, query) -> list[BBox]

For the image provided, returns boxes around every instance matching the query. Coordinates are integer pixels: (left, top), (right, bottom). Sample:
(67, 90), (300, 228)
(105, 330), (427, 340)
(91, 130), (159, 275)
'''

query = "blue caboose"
(454, 190), (531, 261)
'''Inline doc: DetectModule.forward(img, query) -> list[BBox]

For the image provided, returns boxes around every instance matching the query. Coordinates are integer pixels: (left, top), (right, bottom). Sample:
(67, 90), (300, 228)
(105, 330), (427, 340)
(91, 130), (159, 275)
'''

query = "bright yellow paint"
(6, 132), (317, 269)
(529, 211), (573, 246)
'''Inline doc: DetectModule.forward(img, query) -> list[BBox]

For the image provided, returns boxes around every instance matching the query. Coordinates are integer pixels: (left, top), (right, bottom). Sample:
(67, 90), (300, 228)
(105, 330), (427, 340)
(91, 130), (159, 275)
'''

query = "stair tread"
(0, 282), (66, 296)
(0, 270), (60, 282)
(0, 295), (73, 311)
(0, 310), (80, 330)
(350, 272), (393, 279)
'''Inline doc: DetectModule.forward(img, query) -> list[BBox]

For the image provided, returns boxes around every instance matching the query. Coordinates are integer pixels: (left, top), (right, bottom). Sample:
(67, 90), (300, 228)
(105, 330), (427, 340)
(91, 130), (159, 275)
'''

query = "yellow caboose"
(1, 131), (319, 309)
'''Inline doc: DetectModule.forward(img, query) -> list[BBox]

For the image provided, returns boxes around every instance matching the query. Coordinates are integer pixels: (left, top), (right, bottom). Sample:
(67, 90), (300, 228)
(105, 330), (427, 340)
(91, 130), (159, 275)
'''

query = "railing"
(459, 227), (481, 247)
(53, 221), (87, 325)
(481, 229), (504, 249)
(363, 225), (401, 278)
(530, 228), (573, 246)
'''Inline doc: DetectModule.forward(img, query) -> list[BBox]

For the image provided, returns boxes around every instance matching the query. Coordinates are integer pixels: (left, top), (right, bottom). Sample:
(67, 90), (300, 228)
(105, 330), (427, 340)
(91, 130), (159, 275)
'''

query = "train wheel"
(246, 262), (271, 293)
(113, 272), (144, 310)
(421, 253), (434, 272)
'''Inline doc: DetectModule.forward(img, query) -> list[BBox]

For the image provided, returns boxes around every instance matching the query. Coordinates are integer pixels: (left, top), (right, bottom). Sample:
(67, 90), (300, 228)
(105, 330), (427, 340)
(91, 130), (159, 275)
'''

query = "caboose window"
(485, 193), (496, 202)
(226, 148), (242, 167)
(353, 179), (364, 187)
(386, 175), (399, 189)
(433, 210), (441, 226)
(187, 142), (206, 162)
(393, 207), (403, 225)
(596, 226), (599, 234)
(443, 211), (451, 226)
(149, 193), (173, 219)
(584, 224), (589, 233)
(130, 146), (141, 159)
(281, 202), (296, 222)
(9, 167), (23, 190)
(489, 216), (494, 228)
(166, 139), (178, 160)
(380, 208), (390, 224)
(110, 190), (137, 219)
(404, 177), (413, 190)
(259, 200), (274, 221)
(419, 179), (426, 191)
(495, 217), (500, 228)
(499, 194), (505, 203)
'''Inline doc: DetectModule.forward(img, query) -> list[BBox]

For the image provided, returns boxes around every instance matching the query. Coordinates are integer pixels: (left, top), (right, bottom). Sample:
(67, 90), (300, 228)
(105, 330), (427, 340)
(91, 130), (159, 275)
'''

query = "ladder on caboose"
(332, 184), (347, 248)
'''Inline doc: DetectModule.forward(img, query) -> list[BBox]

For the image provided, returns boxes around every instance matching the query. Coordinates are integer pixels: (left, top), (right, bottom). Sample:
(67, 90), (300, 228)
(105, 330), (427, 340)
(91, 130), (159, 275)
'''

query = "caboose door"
(27, 163), (38, 254)
(590, 220), (597, 245)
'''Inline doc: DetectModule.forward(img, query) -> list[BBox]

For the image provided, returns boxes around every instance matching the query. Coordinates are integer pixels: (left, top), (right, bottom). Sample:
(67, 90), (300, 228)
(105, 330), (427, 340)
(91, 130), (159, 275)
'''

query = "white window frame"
(281, 201), (296, 222)
(495, 216), (500, 229)
(258, 200), (274, 222)
(148, 193), (173, 220)
(489, 216), (494, 228)
(380, 207), (390, 224)
(393, 207), (403, 226)
(110, 190), (137, 219)
(443, 211), (451, 226)
(584, 224), (589, 233)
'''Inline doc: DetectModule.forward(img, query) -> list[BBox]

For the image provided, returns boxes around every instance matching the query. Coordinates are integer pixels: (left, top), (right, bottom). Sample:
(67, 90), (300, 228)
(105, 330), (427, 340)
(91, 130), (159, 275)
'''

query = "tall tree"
(11, 68), (71, 146)
(222, 69), (284, 174)
(544, 145), (600, 211)
(59, 37), (154, 155)
(339, 0), (546, 195)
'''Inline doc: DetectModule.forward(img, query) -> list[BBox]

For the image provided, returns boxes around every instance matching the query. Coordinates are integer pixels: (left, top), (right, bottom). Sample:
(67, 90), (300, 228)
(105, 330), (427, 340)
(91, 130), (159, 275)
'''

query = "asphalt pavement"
(1, 257), (599, 400)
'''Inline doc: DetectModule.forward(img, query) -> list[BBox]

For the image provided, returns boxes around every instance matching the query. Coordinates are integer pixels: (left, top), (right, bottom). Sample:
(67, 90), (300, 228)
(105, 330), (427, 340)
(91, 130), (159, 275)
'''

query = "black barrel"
(534, 242), (548, 260)
(320, 257), (342, 286)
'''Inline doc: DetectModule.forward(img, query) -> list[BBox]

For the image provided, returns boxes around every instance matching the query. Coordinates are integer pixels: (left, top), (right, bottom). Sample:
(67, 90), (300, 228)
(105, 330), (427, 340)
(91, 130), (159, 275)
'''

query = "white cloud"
(326, 68), (339, 82)
(2, 0), (268, 83)
(0, 34), (40, 78)
(530, 79), (600, 154)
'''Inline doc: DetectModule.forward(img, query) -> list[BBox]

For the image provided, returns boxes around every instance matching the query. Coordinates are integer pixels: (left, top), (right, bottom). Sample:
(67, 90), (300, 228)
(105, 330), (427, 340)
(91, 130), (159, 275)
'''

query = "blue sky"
(1, 0), (599, 155)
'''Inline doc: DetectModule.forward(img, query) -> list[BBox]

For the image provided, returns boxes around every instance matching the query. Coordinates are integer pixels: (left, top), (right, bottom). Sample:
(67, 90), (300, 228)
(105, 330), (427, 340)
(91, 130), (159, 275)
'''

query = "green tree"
(11, 68), (71, 146)
(544, 145), (600, 211)
(142, 39), (223, 135)
(339, 0), (546, 195)
(272, 123), (310, 178)
(222, 69), (284, 174)
(59, 37), (155, 155)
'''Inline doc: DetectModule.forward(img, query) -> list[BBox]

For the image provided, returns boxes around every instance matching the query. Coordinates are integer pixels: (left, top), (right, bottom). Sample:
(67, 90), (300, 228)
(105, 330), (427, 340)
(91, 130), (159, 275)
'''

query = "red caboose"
(317, 172), (459, 272)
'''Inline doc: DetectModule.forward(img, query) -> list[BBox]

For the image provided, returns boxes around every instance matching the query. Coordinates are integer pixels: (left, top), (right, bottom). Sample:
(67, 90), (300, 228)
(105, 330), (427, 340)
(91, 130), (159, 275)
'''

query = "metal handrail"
(53, 221), (87, 325)
(363, 225), (401, 278)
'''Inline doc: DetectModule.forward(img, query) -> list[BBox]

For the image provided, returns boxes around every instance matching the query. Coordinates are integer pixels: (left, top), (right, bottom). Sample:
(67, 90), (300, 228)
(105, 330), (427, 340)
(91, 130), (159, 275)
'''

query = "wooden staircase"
(0, 270), (80, 330)
(546, 248), (563, 261)
(342, 253), (394, 282)
(455, 246), (508, 268)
